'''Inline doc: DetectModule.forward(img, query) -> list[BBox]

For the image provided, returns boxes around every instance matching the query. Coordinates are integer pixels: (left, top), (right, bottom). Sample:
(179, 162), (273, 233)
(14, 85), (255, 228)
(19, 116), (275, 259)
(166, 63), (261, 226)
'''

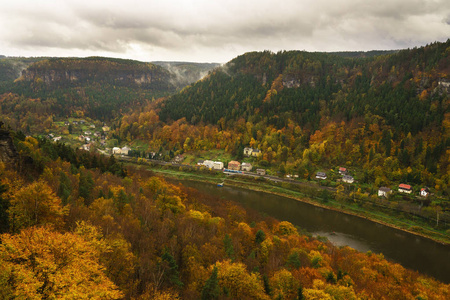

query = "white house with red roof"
(398, 183), (412, 194)
(420, 187), (430, 197)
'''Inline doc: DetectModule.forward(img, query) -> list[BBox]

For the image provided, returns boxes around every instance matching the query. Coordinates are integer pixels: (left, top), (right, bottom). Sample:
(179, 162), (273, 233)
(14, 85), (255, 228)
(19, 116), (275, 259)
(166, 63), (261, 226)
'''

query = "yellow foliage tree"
(214, 260), (269, 299)
(0, 226), (123, 299)
(8, 180), (67, 231)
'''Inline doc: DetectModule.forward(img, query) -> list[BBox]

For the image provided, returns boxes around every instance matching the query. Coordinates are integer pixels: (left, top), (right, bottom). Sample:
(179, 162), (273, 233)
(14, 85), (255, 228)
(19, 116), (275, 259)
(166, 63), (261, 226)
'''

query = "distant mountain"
(158, 41), (449, 134)
(0, 57), (177, 120)
(152, 61), (220, 88)
(0, 57), (220, 121)
(0, 57), (49, 82)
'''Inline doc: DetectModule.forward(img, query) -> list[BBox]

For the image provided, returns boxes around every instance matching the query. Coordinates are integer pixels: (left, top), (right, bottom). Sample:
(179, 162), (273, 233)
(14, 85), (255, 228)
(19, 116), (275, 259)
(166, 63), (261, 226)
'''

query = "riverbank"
(145, 166), (450, 245)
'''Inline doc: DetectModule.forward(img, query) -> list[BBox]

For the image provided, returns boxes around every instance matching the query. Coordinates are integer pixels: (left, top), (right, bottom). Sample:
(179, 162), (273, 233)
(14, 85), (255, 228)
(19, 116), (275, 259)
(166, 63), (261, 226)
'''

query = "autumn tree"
(8, 180), (66, 231)
(0, 225), (123, 299)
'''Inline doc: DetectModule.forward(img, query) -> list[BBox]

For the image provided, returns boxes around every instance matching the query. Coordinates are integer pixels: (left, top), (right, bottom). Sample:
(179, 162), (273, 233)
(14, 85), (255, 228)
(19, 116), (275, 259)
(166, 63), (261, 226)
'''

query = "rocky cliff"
(18, 57), (175, 89)
(0, 125), (18, 165)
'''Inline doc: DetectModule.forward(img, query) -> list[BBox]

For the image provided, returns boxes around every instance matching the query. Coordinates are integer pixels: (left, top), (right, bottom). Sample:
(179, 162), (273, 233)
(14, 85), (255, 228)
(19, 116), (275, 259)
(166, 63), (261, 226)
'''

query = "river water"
(177, 179), (450, 283)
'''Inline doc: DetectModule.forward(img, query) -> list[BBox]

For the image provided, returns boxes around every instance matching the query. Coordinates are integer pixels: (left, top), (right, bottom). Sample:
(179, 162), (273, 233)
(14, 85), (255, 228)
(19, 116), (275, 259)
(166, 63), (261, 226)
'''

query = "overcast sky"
(0, 0), (449, 63)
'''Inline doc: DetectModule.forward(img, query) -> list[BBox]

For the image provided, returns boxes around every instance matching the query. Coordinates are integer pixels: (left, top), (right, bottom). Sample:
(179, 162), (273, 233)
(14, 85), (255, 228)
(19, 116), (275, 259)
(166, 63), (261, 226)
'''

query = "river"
(176, 179), (450, 283)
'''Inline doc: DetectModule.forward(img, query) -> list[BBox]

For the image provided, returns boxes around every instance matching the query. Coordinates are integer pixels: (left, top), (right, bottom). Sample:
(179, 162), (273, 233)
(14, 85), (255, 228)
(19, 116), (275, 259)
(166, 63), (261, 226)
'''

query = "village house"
(213, 161), (224, 170)
(241, 162), (252, 172)
(53, 136), (62, 142)
(112, 147), (121, 155)
(102, 126), (110, 132)
(398, 184), (412, 194)
(378, 187), (392, 198)
(173, 155), (184, 163)
(342, 175), (354, 183)
(315, 172), (327, 180)
(203, 160), (215, 169)
(227, 160), (241, 171)
(256, 169), (266, 175)
(197, 160), (204, 166)
(121, 146), (131, 156)
(420, 187), (430, 197)
(81, 143), (92, 151)
(64, 121), (70, 126)
(243, 147), (253, 157)
(251, 149), (261, 157)
(338, 167), (348, 175)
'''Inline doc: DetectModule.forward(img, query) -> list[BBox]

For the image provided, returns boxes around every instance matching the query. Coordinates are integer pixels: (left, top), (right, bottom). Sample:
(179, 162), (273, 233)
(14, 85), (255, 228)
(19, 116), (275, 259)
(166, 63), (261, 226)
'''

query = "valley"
(0, 41), (449, 298)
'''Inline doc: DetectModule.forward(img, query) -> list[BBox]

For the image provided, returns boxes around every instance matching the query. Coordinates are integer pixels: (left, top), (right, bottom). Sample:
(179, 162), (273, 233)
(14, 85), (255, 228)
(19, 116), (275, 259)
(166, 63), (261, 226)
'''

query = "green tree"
(201, 266), (221, 300)
(223, 234), (235, 261)
(161, 250), (183, 288)
(255, 229), (266, 244)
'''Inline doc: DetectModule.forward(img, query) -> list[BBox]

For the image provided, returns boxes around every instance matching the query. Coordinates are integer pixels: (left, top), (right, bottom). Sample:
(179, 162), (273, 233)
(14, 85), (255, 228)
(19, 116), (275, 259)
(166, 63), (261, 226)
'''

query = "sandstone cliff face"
(20, 68), (157, 86)
(0, 128), (18, 165)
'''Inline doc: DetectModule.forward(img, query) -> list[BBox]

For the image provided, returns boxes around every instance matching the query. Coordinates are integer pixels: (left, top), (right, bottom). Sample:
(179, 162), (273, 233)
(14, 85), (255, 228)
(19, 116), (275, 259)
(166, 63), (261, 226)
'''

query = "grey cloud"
(0, 0), (449, 62)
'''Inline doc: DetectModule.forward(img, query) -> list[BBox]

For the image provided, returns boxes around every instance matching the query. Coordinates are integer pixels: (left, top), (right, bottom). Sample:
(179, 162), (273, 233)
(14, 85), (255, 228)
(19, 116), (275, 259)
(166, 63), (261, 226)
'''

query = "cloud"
(0, 0), (448, 62)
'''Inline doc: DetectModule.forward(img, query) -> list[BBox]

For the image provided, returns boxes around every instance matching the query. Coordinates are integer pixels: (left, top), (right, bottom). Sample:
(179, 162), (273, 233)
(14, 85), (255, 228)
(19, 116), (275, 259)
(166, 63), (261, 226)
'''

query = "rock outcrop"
(0, 125), (18, 165)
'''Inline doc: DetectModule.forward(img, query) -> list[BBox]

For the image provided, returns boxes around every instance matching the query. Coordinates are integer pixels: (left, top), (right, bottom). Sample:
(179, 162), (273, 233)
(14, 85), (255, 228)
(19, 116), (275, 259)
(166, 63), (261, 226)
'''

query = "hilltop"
(0, 57), (219, 123)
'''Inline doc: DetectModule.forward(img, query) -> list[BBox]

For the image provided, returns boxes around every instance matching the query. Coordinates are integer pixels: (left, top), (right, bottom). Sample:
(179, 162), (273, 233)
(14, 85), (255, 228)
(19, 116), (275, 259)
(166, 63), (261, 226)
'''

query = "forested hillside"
(0, 126), (448, 299)
(117, 41), (450, 196)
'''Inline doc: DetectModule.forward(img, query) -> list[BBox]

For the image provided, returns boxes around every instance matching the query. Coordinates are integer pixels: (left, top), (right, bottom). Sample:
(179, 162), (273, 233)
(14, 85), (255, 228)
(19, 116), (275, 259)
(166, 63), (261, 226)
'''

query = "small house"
(342, 175), (354, 183)
(339, 167), (347, 175)
(121, 146), (131, 156)
(228, 161), (241, 171)
(213, 161), (224, 170)
(197, 160), (205, 166)
(378, 187), (392, 198)
(203, 160), (215, 169)
(243, 147), (253, 157)
(315, 172), (327, 180)
(112, 147), (121, 155)
(241, 162), (252, 172)
(420, 187), (430, 197)
(102, 126), (110, 132)
(53, 136), (62, 142)
(256, 169), (266, 175)
(398, 184), (412, 194)
(251, 149), (261, 157)
(173, 155), (184, 163)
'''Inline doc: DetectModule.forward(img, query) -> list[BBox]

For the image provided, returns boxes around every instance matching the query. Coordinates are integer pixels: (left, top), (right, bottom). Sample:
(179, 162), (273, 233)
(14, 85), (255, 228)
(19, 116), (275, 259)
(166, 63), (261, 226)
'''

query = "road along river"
(176, 179), (450, 283)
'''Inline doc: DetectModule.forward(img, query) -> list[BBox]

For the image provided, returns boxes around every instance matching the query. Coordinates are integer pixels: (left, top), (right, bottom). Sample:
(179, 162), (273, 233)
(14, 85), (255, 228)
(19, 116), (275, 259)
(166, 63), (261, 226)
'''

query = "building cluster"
(315, 166), (354, 183)
(314, 167), (430, 198)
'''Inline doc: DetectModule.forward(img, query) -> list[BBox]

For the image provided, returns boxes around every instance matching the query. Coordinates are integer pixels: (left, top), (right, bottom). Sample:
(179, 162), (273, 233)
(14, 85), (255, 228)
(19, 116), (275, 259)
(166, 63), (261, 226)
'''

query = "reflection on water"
(177, 179), (450, 283)
(313, 231), (372, 253)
